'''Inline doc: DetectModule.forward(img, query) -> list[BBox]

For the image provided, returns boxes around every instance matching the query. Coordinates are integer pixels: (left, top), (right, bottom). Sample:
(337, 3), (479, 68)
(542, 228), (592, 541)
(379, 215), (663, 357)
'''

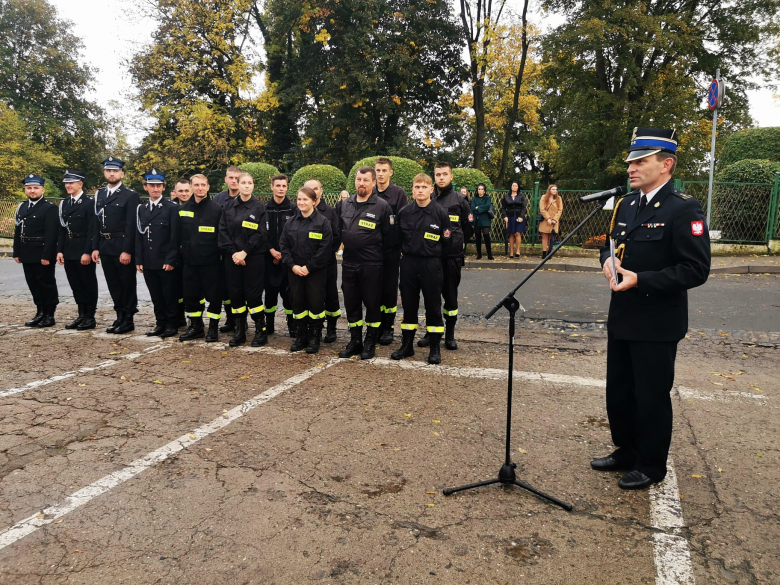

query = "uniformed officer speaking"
(92, 157), (141, 334)
(592, 128), (711, 490)
(135, 170), (182, 338)
(13, 175), (60, 327)
(56, 170), (98, 330)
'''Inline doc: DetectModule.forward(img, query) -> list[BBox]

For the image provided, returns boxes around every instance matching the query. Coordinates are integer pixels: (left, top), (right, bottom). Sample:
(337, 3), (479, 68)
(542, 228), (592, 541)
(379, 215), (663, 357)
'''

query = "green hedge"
(289, 164), (346, 193)
(715, 159), (780, 183)
(713, 159), (780, 241)
(452, 168), (494, 191)
(346, 156), (423, 193)
(219, 162), (280, 192)
(718, 127), (780, 169)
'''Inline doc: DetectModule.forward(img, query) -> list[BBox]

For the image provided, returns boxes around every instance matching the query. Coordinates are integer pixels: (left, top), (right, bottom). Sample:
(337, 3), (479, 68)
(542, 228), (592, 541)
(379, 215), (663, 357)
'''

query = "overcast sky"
(50, 0), (780, 148)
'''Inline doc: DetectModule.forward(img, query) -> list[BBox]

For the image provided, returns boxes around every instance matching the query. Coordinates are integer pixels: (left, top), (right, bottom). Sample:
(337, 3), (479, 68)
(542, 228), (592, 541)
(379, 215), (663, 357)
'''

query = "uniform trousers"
(224, 254), (265, 315)
(22, 262), (59, 308)
(63, 260), (98, 306)
(264, 254), (291, 316)
(399, 257), (443, 332)
(143, 268), (179, 327)
(442, 257), (463, 317)
(324, 260), (341, 317)
(288, 268), (327, 325)
(102, 255), (138, 315)
(606, 332), (678, 482)
(341, 262), (382, 328)
(380, 252), (401, 317)
(219, 255), (232, 315)
(176, 253), (185, 315)
(183, 263), (222, 320)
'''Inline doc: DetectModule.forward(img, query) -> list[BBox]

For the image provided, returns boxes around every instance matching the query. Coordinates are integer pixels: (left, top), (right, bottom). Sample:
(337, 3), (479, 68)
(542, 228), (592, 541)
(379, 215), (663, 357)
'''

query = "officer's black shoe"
(37, 308), (56, 328)
(391, 330), (416, 360)
(290, 326), (309, 352)
(618, 470), (657, 490)
(265, 312), (275, 335)
(106, 312), (123, 333)
(286, 314), (297, 338)
(179, 318), (205, 341)
(428, 333), (442, 364)
(219, 312), (235, 333)
(306, 325), (322, 354)
(146, 324), (166, 337)
(339, 327), (363, 358)
(229, 315), (247, 347)
(65, 305), (85, 330)
(323, 316), (338, 343)
(25, 307), (44, 327)
(591, 454), (633, 472)
(77, 306), (96, 331)
(205, 319), (219, 343)
(417, 332), (431, 347)
(360, 327), (378, 360)
(114, 316), (135, 334)
(378, 315), (394, 346)
(161, 324), (179, 338)
(444, 318), (458, 350)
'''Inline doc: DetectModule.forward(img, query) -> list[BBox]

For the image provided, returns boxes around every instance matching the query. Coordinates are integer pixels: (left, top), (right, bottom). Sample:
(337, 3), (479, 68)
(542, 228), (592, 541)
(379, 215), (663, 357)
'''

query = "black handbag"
(487, 204), (496, 220)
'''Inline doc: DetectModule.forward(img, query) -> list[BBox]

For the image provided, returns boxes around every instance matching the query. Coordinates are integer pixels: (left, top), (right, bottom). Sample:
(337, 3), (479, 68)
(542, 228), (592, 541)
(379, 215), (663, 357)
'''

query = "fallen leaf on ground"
(404, 413), (411, 418)
(518, 448), (527, 454)
(189, 434), (197, 439)
(153, 380), (162, 384)
(432, 420), (441, 424)
(426, 491), (436, 495)
(78, 383), (86, 387)
(432, 432), (439, 436)
(691, 474), (703, 478)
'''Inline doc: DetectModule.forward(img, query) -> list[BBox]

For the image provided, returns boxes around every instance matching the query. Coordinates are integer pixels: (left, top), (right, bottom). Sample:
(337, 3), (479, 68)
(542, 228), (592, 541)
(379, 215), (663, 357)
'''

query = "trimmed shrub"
(452, 168), (494, 191)
(718, 127), (780, 169)
(289, 164), (347, 193)
(713, 159), (780, 241)
(715, 159), (780, 184)
(346, 156), (423, 193)
(219, 162), (280, 192)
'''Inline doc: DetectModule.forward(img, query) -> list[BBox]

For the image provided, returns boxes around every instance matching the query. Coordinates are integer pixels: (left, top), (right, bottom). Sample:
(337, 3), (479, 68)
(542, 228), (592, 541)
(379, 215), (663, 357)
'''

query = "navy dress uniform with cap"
(13, 175), (60, 327)
(57, 170), (99, 330)
(594, 128), (711, 488)
(135, 170), (182, 338)
(93, 157), (142, 333)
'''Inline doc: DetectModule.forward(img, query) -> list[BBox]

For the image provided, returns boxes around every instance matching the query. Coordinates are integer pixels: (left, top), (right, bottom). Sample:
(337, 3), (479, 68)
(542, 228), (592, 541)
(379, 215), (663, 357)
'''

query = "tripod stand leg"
(514, 480), (573, 511)
(442, 478), (500, 496)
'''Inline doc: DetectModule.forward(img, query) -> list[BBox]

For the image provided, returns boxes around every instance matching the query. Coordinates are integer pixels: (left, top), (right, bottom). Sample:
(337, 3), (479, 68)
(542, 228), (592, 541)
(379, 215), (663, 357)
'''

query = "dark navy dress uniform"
(315, 198), (342, 342)
(136, 195), (182, 336)
(338, 193), (393, 359)
(178, 195), (223, 341)
(265, 196), (296, 333)
(426, 184), (473, 349)
(13, 175), (60, 326)
(93, 164), (142, 329)
(373, 182), (408, 343)
(57, 172), (99, 329)
(596, 127), (711, 488)
(279, 208), (333, 353)
(392, 199), (452, 364)
(218, 194), (269, 347)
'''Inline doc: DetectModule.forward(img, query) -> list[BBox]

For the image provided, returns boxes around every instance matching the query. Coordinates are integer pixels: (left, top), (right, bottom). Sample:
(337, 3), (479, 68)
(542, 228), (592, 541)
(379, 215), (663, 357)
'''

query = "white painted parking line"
(0, 358), (339, 551)
(0, 345), (165, 399)
(650, 460), (695, 584)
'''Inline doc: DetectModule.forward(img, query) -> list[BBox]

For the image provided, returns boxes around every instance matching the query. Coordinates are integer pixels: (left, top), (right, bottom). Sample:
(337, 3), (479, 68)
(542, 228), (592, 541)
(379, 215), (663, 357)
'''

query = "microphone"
(579, 186), (628, 203)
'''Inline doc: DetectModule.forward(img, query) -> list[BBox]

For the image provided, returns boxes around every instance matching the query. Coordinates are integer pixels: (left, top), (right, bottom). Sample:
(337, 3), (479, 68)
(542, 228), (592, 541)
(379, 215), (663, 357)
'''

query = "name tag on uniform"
(424, 232), (440, 241)
(199, 226), (215, 233)
(242, 221), (258, 229)
(309, 231), (323, 240)
(179, 211), (194, 217)
(449, 215), (459, 223)
(359, 219), (376, 229)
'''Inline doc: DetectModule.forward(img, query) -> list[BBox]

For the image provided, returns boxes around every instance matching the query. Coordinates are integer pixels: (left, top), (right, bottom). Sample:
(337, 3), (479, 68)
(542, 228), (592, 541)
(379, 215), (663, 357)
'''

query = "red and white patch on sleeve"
(691, 221), (704, 236)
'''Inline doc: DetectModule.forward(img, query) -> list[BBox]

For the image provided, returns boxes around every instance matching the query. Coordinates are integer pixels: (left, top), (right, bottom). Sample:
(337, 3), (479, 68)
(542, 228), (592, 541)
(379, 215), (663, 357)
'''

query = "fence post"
(765, 171), (780, 244)
(674, 178), (682, 191)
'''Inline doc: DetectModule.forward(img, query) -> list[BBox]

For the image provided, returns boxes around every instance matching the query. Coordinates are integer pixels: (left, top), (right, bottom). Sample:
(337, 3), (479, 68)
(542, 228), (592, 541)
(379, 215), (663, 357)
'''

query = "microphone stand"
(442, 199), (610, 511)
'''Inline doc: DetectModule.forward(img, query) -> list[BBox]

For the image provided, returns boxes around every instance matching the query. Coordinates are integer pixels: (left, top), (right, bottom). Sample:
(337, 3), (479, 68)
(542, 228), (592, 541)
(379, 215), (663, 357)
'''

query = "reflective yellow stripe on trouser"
(400, 323), (418, 330)
(443, 308), (458, 317)
(427, 325), (444, 333)
(324, 309), (341, 317)
(248, 305), (265, 315)
(366, 321), (381, 328)
(265, 305), (277, 313)
(380, 305), (397, 314)
(294, 310), (309, 320)
(232, 305), (247, 314)
(186, 311), (203, 318)
(309, 310), (326, 320)
(348, 320), (363, 328)
(206, 312), (221, 320)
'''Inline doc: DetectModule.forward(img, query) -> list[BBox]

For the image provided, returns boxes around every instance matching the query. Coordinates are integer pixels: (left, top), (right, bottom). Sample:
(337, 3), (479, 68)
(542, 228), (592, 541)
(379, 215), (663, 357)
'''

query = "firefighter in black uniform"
(91, 157), (141, 334)
(217, 172), (269, 348)
(13, 174), (60, 327)
(171, 178), (193, 328)
(265, 174), (296, 337)
(279, 187), (334, 354)
(213, 165), (243, 334)
(135, 170), (182, 338)
(373, 157), (409, 346)
(56, 170), (98, 330)
(391, 174), (452, 364)
(338, 166), (394, 360)
(178, 174), (223, 342)
(591, 127), (711, 490)
(305, 179), (342, 343)
(418, 162), (473, 350)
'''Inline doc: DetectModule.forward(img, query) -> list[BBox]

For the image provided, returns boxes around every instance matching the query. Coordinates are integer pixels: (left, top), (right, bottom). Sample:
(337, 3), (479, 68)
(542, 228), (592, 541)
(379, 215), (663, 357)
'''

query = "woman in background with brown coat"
(539, 185), (562, 259)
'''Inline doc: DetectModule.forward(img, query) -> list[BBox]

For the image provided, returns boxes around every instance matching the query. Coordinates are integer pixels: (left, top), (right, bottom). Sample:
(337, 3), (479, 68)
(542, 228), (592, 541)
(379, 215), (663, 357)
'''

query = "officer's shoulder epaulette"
(671, 189), (692, 200)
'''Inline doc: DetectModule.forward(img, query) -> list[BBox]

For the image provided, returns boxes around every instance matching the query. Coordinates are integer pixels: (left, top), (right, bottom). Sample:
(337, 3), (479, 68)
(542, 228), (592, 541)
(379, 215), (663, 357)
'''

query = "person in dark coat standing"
(212, 165), (243, 334)
(56, 170), (98, 330)
(279, 187), (333, 354)
(171, 178), (193, 328)
(470, 183), (494, 260)
(91, 157), (141, 334)
(265, 174), (296, 338)
(502, 181), (527, 258)
(13, 174), (60, 327)
(592, 127), (711, 490)
(135, 170), (182, 338)
(305, 179), (342, 344)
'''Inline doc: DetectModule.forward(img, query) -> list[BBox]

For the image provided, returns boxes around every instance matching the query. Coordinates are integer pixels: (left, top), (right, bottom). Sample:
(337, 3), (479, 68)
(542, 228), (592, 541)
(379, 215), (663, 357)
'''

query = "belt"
(100, 232), (125, 239)
(68, 232), (87, 239)
(20, 236), (45, 242)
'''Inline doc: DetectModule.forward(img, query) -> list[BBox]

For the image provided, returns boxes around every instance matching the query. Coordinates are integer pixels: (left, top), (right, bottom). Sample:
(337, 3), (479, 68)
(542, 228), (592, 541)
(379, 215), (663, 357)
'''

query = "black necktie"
(637, 194), (647, 217)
